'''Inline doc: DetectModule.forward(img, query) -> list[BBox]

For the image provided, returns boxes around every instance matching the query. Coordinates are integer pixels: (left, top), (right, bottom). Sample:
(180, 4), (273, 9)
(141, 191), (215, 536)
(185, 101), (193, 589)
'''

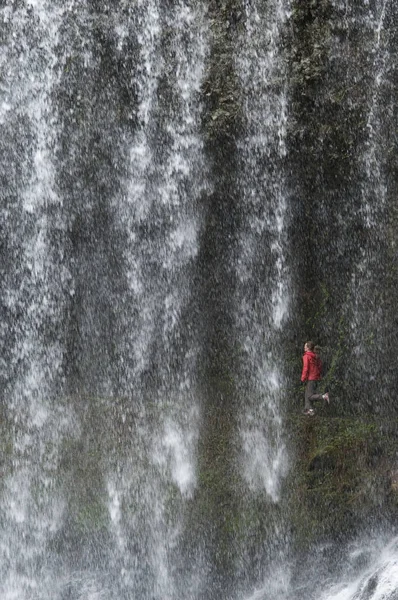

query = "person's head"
(304, 341), (315, 352)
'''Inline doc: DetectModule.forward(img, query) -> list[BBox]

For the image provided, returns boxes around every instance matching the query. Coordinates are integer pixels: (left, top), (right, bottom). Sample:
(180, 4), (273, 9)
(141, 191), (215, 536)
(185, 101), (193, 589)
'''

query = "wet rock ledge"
(286, 414), (398, 551)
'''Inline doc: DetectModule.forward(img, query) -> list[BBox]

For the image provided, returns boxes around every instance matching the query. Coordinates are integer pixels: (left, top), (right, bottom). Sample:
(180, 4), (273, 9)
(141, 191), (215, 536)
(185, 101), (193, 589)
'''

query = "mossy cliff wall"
(196, 0), (398, 409)
(191, 0), (398, 588)
(194, 2), (245, 597)
(287, 414), (398, 550)
(285, 0), (398, 415)
(38, 0), (398, 504)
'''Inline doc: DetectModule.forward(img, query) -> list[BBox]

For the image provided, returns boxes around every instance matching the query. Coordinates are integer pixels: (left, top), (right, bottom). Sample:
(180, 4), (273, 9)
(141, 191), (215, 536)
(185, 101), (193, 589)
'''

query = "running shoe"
(303, 408), (315, 416)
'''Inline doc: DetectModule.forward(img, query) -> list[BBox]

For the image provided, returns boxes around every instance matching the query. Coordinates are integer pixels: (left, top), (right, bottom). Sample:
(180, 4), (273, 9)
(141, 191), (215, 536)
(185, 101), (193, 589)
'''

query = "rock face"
(199, 0), (398, 415)
(287, 415), (398, 549)
(285, 0), (398, 418)
(196, 0), (398, 586)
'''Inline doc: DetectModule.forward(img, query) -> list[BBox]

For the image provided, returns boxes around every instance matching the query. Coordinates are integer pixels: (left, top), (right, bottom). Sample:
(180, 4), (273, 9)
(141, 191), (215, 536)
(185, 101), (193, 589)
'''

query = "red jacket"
(301, 351), (322, 382)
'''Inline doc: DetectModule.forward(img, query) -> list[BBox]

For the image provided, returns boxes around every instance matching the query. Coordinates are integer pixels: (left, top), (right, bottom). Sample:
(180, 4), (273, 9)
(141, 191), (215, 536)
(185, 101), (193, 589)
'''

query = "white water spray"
(235, 0), (292, 502)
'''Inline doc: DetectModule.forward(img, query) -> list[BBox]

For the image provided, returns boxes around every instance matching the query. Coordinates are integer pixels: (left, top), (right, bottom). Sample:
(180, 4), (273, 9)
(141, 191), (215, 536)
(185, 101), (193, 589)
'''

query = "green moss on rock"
(202, 0), (244, 141)
(287, 415), (398, 551)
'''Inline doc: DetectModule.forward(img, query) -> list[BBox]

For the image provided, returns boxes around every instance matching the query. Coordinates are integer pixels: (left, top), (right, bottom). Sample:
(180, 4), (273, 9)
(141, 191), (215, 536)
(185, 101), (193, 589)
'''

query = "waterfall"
(1, 0), (208, 598)
(343, 0), (394, 411)
(231, 0), (292, 594)
(1, 0), (398, 598)
(0, 2), (75, 598)
(235, 0), (291, 503)
(98, 3), (209, 596)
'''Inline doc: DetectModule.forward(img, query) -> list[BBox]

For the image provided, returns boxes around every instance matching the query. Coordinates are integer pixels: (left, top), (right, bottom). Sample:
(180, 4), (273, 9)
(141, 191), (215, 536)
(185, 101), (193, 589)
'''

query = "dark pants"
(305, 380), (323, 409)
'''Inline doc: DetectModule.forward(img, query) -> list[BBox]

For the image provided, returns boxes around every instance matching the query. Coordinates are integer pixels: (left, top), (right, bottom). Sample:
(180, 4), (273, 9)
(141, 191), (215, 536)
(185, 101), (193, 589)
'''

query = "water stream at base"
(318, 535), (398, 600)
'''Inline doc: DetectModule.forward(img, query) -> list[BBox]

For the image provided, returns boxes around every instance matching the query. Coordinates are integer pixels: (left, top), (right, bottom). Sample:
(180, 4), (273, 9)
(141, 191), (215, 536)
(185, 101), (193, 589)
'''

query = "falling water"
(1, 0), (398, 599)
(97, 2), (209, 597)
(1, 0), (208, 598)
(230, 1), (293, 597)
(235, 0), (291, 502)
(0, 2), (76, 598)
(342, 0), (394, 411)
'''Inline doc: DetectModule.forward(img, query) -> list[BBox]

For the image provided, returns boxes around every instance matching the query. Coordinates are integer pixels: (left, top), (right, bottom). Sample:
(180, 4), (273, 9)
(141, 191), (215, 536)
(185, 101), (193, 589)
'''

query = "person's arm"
(301, 354), (309, 382)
